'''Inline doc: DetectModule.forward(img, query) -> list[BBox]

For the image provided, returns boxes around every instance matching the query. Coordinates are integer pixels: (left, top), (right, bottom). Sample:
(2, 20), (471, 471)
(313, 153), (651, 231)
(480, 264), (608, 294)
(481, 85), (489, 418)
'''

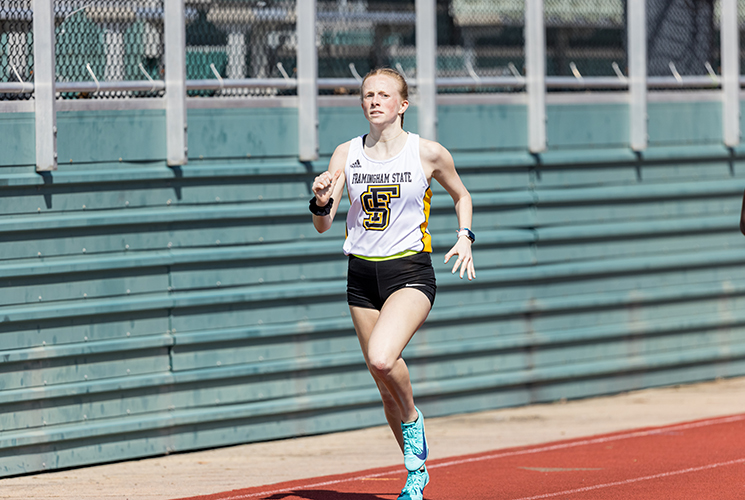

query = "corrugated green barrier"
(1, 100), (744, 476)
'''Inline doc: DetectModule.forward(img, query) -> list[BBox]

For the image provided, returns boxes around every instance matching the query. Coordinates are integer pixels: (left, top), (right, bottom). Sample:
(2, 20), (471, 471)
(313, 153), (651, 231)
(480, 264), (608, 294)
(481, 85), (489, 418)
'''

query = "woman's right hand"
(312, 169), (343, 207)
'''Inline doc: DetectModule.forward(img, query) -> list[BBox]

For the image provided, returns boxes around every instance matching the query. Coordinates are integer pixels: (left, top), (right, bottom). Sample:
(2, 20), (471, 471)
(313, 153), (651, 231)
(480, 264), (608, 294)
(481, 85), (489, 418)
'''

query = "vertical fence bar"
(416, 0), (437, 141)
(525, 0), (546, 153)
(721, 0), (740, 147)
(628, 0), (647, 151)
(164, 0), (187, 166)
(297, 0), (318, 161)
(33, 0), (57, 172)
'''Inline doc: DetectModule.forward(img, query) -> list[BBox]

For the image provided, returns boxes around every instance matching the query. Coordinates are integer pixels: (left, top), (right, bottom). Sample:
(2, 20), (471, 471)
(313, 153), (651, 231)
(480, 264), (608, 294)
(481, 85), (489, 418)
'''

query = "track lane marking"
(510, 457), (745, 500)
(210, 413), (745, 500)
(428, 413), (745, 470)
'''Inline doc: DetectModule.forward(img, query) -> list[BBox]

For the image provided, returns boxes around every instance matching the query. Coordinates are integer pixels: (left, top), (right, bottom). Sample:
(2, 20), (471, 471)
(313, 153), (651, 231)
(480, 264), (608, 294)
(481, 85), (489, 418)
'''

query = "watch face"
(458, 229), (475, 242)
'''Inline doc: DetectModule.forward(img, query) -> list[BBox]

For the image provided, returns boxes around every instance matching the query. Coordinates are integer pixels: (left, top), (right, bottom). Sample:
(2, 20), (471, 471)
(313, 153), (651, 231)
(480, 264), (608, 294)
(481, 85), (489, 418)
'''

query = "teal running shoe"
(402, 406), (428, 471)
(397, 466), (429, 500)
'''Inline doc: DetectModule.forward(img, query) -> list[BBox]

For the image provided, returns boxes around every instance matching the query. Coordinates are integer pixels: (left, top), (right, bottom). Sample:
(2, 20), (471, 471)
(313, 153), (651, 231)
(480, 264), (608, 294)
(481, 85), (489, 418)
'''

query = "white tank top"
(342, 132), (433, 257)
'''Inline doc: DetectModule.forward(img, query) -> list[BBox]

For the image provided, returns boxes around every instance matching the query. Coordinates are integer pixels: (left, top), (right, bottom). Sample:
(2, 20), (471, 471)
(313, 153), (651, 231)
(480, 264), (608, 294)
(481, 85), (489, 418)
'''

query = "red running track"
(177, 413), (745, 500)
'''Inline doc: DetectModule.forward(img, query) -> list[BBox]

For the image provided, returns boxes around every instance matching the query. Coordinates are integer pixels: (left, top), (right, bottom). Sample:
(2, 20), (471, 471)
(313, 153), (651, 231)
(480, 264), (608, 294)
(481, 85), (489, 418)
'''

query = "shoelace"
(401, 469), (426, 494)
(402, 424), (420, 453)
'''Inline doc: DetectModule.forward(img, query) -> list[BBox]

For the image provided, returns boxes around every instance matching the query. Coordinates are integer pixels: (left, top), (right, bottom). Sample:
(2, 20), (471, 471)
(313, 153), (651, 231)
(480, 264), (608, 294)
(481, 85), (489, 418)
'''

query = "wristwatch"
(457, 227), (475, 243)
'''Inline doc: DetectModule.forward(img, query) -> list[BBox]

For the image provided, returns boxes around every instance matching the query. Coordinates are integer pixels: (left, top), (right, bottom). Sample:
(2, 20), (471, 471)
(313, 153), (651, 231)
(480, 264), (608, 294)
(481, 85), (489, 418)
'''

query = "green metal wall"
(1, 98), (744, 476)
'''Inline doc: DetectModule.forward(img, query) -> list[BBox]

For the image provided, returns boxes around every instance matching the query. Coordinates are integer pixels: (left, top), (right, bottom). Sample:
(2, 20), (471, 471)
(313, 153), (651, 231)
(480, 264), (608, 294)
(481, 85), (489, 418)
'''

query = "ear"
(399, 99), (409, 115)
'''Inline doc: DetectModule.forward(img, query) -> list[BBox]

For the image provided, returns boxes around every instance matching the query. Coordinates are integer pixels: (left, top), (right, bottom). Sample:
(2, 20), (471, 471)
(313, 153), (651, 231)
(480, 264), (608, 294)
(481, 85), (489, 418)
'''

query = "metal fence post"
(416, 0), (437, 141)
(33, 0), (57, 172)
(164, 0), (187, 166)
(628, 0), (647, 151)
(721, 0), (740, 147)
(297, 0), (318, 161)
(525, 0), (546, 153)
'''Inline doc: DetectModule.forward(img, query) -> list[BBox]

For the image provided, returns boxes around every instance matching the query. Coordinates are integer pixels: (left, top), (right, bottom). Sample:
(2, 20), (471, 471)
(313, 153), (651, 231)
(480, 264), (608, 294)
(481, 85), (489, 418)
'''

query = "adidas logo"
(350, 159), (362, 169)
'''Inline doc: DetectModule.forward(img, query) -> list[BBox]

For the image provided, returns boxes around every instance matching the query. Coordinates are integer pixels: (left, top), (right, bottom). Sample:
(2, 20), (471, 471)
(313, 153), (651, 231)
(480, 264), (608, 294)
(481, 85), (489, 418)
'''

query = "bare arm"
(741, 189), (745, 235)
(422, 139), (476, 280)
(312, 142), (348, 233)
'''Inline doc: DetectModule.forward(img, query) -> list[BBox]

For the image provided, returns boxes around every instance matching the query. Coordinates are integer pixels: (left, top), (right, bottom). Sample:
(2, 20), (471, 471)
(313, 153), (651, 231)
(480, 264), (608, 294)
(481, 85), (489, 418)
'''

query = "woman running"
(310, 67), (475, 500)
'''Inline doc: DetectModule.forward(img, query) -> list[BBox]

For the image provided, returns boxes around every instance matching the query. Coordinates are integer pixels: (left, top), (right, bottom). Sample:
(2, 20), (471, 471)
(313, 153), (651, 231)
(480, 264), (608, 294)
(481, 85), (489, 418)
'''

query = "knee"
(368, 355), (396, 380)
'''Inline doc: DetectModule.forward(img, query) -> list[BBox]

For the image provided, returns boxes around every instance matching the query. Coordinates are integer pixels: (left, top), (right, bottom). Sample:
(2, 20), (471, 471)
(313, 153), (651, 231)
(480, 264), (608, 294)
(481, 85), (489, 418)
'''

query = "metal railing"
(3, 73), (737, 95)
(8, 0), (742, 171)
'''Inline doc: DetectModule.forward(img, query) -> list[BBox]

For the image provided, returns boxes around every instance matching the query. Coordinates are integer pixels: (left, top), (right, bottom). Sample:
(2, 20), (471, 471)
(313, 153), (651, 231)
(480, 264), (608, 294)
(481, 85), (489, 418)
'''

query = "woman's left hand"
(444, 237), (475, 281)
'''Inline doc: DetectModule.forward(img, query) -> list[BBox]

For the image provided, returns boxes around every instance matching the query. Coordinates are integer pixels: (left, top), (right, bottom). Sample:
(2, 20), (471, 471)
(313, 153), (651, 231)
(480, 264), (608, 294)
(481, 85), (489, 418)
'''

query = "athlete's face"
(361, 75), (408, 126)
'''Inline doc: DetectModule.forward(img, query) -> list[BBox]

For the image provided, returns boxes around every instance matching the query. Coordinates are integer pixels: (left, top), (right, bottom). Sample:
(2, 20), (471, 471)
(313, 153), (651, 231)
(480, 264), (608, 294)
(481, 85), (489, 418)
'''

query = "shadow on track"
(263, 489), (394, 500)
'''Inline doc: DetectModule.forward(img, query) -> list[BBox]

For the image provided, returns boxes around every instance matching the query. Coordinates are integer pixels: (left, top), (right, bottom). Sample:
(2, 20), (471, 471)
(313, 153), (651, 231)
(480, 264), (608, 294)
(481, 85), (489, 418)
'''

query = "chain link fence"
(317, 1), (415, 95)
(55, 0), (165, 99)
(4, 1), (740, 101)
(447, 0), (525, 91)
(647, 0), (717, 82)
(1, 0), (33, 100)
(545, 0), (625, 80)
(186, 0), (296, 97)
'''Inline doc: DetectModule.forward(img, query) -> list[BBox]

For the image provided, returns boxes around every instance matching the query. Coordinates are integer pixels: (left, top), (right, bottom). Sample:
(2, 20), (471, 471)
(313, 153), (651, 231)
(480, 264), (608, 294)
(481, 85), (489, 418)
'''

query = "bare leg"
(350, 288), (432, 453)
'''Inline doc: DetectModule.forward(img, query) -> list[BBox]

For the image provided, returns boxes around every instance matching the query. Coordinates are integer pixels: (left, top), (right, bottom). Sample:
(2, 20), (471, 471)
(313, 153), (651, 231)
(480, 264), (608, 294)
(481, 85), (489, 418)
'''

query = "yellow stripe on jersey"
(420, 187), (432, 253)
(353, 249), (420, 261)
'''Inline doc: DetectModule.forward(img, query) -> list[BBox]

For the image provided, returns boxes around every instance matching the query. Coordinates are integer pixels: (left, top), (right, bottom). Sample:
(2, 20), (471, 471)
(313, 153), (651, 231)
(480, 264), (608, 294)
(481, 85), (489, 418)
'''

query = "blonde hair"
(360, 68), (409, 127)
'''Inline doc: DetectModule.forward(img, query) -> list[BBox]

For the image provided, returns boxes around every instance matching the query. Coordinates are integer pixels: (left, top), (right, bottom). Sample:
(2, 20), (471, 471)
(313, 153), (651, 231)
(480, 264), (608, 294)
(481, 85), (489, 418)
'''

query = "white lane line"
(428, 413), (745, 471)
(510, 457), (745, 500)
(214, 414), (745, 500)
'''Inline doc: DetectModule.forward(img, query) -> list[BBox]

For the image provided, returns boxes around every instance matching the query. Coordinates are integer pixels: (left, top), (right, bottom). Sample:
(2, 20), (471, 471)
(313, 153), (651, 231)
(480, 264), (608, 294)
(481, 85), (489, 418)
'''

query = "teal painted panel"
(647, 101), (722, 146)
(546, 103), (628, 149)
(0, 168), (183, 215)
(438, 103), (527, 152)
(171, 358), (373, 404)
(3, 100), (745, 479)
(0, 202), (506, 261)
(535, 195), (741, 226)
(1, 382), (171, 432)
(0, 267), (168, 307)
(171, 332), (361, 371)
(639, 159), (735, 182)
(525, 289), (745, 335)
(444, 166), (531, 192)
(169, 297), (350, 333)
(56, 110), (166, 163)
(408, 349), (530, 382)
(0, 216), (329, 260)
(169, 258), (347, 290)
(0, 113), (34, 167)
(534, 231), (743, 264)
(530, 331), (742, 369)
(317, 105), (421, 157)
(462, 243), (535, 268)
(534, 157), (736, 191)
(0, 312), (168, 350)
(318, 105), (371, 156)
(419, 386), (532, 420)
(539, 147), (637, 165)
(187, 107), (298, 159)
(0, 347), (170, 390)
(0, 403), (396, 476)
(530, 357), (745, 405)
(534, 164), (638, 188)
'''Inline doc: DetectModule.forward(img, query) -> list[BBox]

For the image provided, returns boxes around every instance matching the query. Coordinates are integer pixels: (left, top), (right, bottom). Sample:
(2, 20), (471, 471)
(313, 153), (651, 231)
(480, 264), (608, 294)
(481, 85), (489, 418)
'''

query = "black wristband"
(309, 196), (334, 216)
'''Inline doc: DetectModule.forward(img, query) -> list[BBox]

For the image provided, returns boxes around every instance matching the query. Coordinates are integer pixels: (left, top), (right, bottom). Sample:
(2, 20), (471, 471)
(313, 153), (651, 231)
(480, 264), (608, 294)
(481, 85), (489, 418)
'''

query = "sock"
(402, 415), (419, 426)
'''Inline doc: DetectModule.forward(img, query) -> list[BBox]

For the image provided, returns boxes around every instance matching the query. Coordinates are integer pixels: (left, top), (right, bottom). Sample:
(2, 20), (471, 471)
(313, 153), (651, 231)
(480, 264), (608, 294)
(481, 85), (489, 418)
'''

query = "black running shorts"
(347, 252), (437, 310)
